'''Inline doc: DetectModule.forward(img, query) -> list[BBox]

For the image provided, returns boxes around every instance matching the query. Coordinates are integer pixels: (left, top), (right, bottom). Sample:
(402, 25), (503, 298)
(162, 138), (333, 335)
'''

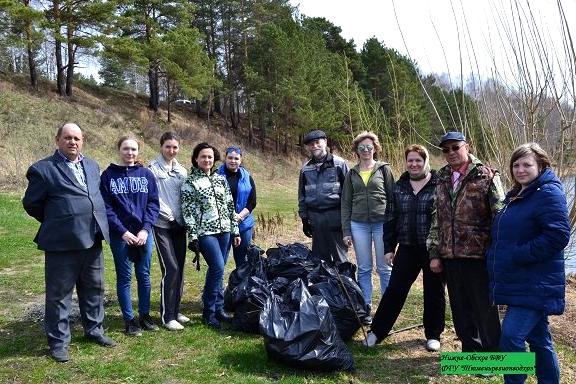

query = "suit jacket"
(23, 150), (110, 252)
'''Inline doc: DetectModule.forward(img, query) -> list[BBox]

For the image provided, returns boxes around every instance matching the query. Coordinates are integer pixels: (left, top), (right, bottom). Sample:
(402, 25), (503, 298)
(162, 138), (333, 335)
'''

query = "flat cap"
(438, 131), (466, 146)
(303, 129), (327, 144)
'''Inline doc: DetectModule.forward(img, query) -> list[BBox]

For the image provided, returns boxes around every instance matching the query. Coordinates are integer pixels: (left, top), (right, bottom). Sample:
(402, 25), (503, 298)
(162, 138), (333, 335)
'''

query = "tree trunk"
(167, 78), (172, 123)
(65, 26), (75, 97)
(148, 65), (159, 111)
(53, 1), (65, 96)
(23, 0), (37, 90)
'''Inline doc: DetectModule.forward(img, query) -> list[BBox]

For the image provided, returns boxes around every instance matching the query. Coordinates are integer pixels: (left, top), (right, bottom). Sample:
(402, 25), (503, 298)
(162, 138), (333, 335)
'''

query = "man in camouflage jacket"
(427, 131), (505, 352)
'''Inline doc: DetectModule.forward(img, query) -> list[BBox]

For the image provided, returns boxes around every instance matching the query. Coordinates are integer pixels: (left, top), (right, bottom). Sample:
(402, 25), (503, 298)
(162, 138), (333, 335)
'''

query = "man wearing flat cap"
(427, 131), (504, 352)
(298, 129), (349, 263)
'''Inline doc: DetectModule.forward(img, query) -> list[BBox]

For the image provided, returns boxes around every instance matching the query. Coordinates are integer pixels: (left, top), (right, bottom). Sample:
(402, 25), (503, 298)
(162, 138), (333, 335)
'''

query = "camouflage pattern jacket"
(181, 167), (239, 241)
(427, 154), (504, 260)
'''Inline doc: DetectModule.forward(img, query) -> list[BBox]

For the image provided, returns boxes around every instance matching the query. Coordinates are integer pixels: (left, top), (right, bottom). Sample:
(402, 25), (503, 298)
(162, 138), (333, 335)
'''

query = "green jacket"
(341, 161), (395, 237)
(181, 167), (239, 241)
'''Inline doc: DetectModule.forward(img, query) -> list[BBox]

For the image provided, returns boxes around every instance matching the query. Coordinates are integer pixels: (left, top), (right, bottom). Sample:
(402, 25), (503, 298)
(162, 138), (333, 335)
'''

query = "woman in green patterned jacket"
(181, 142), (240, 329)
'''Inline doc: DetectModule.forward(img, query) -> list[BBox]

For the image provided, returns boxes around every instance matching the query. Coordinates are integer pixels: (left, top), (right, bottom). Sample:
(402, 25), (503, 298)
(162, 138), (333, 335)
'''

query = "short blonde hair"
(351, 131), (382, 159)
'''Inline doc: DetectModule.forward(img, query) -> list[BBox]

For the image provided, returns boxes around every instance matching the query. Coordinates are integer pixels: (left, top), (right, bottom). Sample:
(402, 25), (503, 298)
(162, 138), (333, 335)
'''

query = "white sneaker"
(177, 314), (190, 324)
(164, 320), (184, 331)
(426, 339), (441, 352)
(362, 331), (378, 347)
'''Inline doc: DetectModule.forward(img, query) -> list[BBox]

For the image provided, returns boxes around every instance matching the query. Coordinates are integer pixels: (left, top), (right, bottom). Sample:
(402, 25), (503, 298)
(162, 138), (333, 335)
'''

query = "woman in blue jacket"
(486, 143), (570, 384)
(217, 146), (256, 269)
(101, 136), (160, 336)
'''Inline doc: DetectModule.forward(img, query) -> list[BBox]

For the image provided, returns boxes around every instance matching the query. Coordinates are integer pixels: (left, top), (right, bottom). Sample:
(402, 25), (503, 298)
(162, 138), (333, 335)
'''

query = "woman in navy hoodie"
(101, 136), (160, 336)
(486, 143), (570, 384)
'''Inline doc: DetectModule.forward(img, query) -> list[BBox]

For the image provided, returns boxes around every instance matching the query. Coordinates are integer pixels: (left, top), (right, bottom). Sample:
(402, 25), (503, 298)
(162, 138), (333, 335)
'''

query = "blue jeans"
(351, 220), (391, 306)
(226, 228), (253, 269)
(500, 306), (560, 384)
(110, 234), (153, 321)
(199, 233), (230, 316)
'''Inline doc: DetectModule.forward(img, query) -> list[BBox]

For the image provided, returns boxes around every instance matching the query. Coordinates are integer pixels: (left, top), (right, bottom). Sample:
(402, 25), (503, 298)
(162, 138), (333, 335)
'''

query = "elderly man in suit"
(23, 122), (116, 363)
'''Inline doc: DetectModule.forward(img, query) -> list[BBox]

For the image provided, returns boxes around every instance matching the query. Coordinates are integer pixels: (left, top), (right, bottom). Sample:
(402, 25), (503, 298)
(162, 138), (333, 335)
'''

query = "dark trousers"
(309, 209), (348, 264)
(443, 258), (501, 352)
(371, 244), (446, 341)
(153, 225), (187, 324)
(44, 244), (105, 350)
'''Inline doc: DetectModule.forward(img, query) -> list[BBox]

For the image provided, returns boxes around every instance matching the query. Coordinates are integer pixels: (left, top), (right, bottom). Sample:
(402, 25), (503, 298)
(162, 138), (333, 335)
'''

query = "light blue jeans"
(351, 220), (391, 307)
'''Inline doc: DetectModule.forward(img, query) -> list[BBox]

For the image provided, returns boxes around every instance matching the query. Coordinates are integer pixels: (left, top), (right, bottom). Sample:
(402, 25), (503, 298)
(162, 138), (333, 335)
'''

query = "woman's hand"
(233, 236), (241, 247)
(121, 231), (138, 245)
(430, 258), (443, 273)
(384, 252), (395, 267)
(135, 229), (148, 246)
(343, 236), (353, 247)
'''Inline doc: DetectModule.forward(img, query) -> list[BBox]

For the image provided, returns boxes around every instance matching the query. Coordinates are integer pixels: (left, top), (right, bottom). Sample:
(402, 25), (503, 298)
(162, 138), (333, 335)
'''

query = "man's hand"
(188, 239), (199, 253)
(343, 236), (353, 247)
(233, 236), (241, 247)
(430, 258), (443, 273)
(385, 252), (395, 267)
(301, 218), (313, 238)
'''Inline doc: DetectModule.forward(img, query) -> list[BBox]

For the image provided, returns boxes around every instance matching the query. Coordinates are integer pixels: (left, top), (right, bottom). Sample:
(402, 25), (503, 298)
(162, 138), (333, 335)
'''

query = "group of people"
(23, 122), (569, 382)
(23, 123), (257, 362)
(298, 129), (569, 383)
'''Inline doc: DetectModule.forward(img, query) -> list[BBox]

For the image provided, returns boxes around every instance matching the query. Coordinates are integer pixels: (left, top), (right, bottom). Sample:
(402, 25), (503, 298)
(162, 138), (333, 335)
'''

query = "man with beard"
(298, 130), (349, 263)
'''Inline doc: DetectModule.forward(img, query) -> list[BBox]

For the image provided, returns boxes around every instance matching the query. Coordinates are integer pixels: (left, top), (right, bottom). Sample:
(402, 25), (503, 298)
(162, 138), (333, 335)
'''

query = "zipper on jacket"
(491, 202), (509, 306)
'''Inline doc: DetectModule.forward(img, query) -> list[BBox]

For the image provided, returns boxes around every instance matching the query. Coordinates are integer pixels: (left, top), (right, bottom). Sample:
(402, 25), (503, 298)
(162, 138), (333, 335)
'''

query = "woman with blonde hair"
(341, 131), (394, 323)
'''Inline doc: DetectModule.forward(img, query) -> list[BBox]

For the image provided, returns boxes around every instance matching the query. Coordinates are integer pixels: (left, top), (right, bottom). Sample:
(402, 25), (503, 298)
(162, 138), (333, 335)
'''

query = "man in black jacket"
(298, 130), (349, 263)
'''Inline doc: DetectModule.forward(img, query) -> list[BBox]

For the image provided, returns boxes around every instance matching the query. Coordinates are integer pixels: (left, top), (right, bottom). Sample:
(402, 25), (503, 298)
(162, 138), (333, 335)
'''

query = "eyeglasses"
(441, 144), (465, 153)
(226, 146), (242, 155)
(357, 144), (374, 152)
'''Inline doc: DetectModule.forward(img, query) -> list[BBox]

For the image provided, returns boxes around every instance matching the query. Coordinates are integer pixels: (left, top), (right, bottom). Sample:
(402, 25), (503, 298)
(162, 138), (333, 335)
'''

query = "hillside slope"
(0, 74), (301, 219)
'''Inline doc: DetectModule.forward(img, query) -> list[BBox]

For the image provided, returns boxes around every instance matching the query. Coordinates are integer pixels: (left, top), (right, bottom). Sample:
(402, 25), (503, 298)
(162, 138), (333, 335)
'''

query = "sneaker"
(362, 331), (378, 347)
(164, 320), (184, 331)
(176, 313), (190, 324)
(86, 334), (117, 348)
(125, 318), (143, 336)
(139, 314), (160, 331)
(426, 339), (441, 352)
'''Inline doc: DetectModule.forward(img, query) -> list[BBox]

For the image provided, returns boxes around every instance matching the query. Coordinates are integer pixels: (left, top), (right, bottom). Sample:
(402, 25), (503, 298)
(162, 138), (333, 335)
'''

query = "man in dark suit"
(23, 122), (116, 363)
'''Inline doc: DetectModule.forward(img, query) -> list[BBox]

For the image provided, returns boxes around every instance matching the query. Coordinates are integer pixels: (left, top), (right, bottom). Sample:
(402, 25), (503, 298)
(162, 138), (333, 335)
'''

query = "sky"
(290, 0), (576, 85)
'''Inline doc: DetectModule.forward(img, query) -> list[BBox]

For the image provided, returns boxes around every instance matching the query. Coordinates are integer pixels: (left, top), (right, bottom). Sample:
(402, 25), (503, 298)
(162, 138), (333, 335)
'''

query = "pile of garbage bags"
(223, 243), (370, 372)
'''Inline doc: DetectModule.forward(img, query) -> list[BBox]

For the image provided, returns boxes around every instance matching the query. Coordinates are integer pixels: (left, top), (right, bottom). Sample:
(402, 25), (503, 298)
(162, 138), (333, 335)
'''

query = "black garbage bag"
(307, 261), (370, 340)
(259, 279), (355, 372)
(266, 243), (318, 281)
(230, 275), (271, 334)
(268, 276), (291, 296)
(224, 245), (267, 312)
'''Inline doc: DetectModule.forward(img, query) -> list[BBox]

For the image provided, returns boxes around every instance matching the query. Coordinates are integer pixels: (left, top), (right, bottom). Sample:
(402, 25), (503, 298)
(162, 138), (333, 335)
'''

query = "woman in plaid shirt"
(364, 144), (446, 352)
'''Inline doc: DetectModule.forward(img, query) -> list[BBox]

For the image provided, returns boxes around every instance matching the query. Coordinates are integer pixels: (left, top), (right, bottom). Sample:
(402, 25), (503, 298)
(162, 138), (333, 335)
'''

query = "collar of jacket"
(306, 152), (333, 167)
(438, 154), (484, 182)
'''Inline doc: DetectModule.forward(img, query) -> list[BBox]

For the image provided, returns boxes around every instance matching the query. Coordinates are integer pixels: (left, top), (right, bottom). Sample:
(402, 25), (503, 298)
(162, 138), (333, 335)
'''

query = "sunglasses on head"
(441, 143), (465, 153)
(226, 146), (242, 155)
(357, 144), (374, 152)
